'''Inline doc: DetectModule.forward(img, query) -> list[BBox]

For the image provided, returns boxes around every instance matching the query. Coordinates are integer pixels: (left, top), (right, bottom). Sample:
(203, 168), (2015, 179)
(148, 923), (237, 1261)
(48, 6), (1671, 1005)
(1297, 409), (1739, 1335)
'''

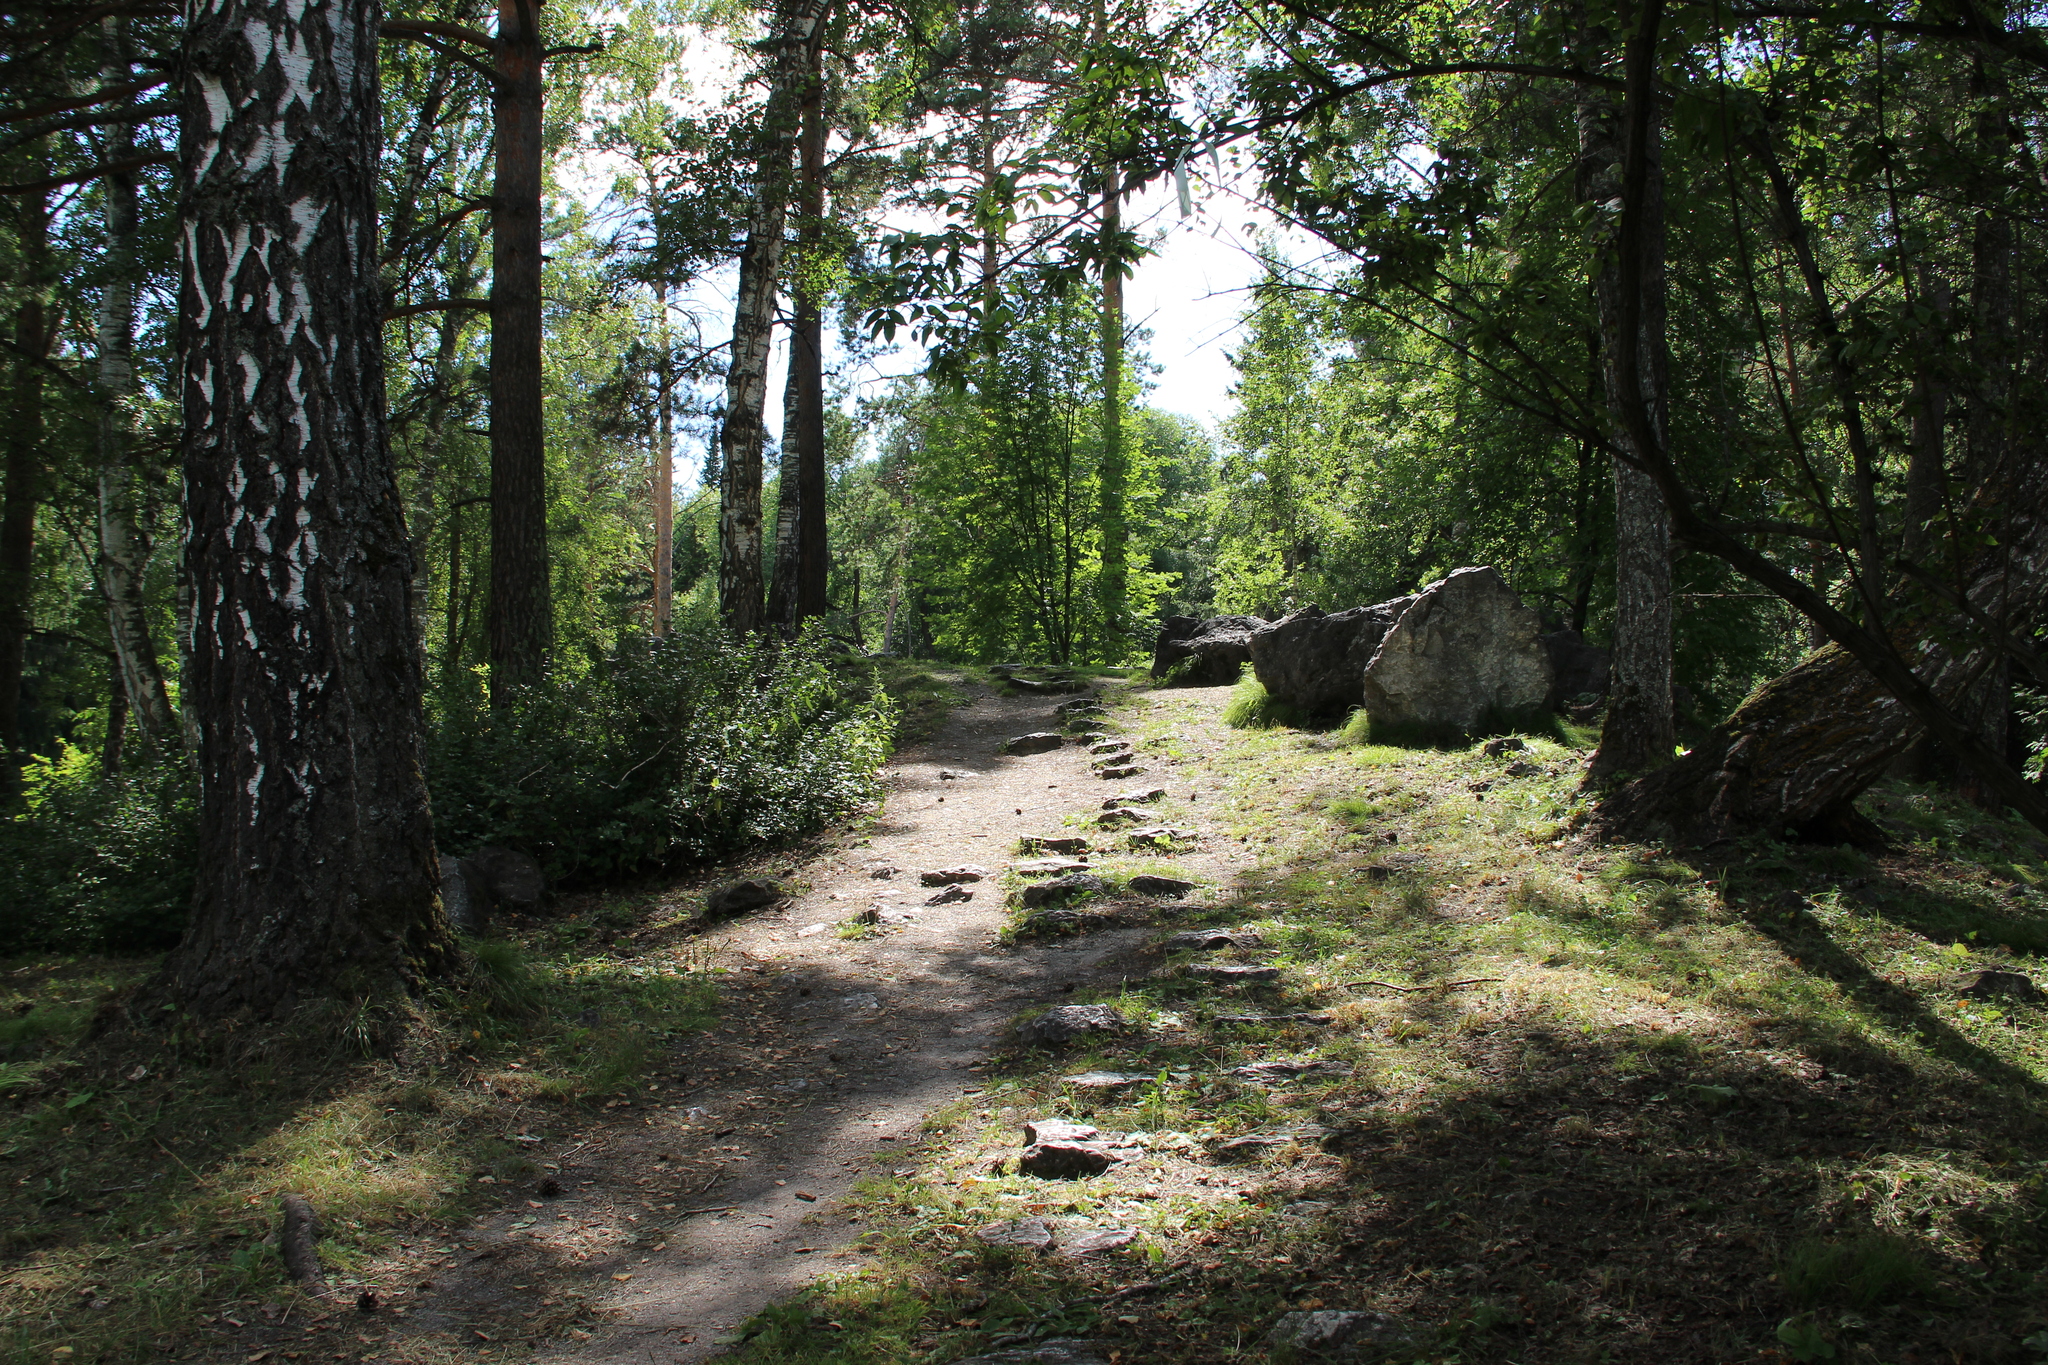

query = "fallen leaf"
(612, 1273), (633, 1282)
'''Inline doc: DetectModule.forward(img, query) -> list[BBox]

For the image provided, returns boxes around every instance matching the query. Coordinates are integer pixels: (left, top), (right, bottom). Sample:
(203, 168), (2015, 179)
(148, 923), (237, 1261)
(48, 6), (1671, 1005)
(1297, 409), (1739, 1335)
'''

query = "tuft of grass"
(1779, 1234), (1935, 1310)
(1223, 676), (1299, 730)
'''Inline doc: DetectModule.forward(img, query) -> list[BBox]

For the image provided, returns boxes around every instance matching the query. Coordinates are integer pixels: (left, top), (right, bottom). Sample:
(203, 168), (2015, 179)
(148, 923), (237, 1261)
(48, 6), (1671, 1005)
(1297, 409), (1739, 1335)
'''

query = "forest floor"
(6, 670), (2048, 1365)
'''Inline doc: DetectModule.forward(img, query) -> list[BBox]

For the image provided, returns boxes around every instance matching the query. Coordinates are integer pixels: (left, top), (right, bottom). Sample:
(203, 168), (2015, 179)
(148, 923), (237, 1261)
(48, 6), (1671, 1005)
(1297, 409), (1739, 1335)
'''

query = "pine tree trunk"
(767, 69), (827, 632)
(653, 284), (675, 638)
(719, 0), (828, 636)
(1097, 165), (1127, 654)
(95, 18), (178, 749)
(156, 0), (451, 1019)
(487, 0), (551, 695)
(0, 187), (48, 802)
(1578, 9), (1674, 782)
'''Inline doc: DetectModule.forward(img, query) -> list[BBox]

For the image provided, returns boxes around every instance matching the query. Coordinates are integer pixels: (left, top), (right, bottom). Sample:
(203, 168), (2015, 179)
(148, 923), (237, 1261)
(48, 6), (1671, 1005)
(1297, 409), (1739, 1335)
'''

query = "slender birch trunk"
(156, 0), (450, 1018)
(95, 17), (178, 749)
(653, 283), (675, 637)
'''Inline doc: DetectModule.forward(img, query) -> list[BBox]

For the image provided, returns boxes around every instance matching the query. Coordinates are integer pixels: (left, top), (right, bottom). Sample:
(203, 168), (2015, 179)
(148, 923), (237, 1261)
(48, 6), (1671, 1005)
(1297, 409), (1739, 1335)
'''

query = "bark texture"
(1597, 445), (2048, 845)
(95, 17), (178, 747)
(1097, 165), (1127, 646)
(159, 0), (451, 1018)
(652, 283), (675, 637)
(718, 0), (827, 635)
(0, 187), (48, 800)
(767, 59), (827, 631)
(1578, 17), (1674, 782)
(487, 0), (550, 692)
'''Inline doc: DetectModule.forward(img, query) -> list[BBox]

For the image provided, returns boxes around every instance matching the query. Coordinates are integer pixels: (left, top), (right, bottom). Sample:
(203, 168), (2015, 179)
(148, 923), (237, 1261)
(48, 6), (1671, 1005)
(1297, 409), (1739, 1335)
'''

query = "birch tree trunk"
(719, 0), (828, 635)
(1577, 6), (1674, 783)
(1097, 164), (1127, 652)
(155, 0), (451, 1018)
(95, 17), (178, 748)
(487, 0), (551, 693)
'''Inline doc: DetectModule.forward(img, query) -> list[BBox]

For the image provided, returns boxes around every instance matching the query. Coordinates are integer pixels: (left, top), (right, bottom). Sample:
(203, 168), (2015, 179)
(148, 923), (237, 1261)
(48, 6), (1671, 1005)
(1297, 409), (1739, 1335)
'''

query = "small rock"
(1020, 873), (1108, 908)
(1183, 963), (1281, 983)
(976, 1218), (1055, 1251)
(920, 865), (989, 885)
(1088, 739), (1133, 756)
(866, 861), (900, 879)
(1020, 835), (1091, 855)
(1263, 1310), (1415, 1355)
(1096, 807), (1146, 827)
(468, 845), (545, 914)
(797, 923), (830, 937)
(951, 1340), (1109, 1365)
(1164, 928), (1263, 952)
(1126, 825), (1196, 849)
(1023, 1118), (1100, 1144)
(1002, 732), (1064, 756)
(1015, 857), (1092, 876)
(1018, 1141), (1121, 1178)
(1129, 873), (1198, 898)
(1061, 1071), (1153, 1090)
(1231, 1059), (1353, 1081)
(706, 878), (784, 917)
(1016, 1004), (1126, 1046)
(937, 769), (975, 780)
(1103, 788), (1167, 808)
(840, 992), (882, 1012)
(1056, 699), (1107, 717)
(1482, 736), (1527, 757)
(1962, 970), (2043, 1000)
(1505, 759), (1543, 777)
(1097, 764), (1144, 781)
(1058, 1227), (1137, 1257)
(926, 884), (973, 905)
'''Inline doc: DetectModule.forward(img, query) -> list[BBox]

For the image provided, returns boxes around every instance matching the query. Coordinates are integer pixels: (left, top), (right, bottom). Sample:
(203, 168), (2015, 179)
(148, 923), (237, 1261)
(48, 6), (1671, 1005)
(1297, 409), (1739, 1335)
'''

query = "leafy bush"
(426, 623), (896, 882)
(0, 745), (198, 954)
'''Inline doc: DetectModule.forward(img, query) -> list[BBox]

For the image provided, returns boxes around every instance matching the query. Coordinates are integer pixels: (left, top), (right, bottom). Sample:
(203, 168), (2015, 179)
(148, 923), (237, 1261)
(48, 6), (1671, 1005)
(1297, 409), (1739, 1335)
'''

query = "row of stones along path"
(401, 680), (1248, 1365)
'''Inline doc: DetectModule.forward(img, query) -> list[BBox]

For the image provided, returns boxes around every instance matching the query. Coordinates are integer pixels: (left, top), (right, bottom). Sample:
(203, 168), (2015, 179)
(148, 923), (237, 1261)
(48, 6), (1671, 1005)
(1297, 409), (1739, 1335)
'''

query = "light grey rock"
(1359, 566), (1553, 736)
(925, 884), (973, 905)
(1482, 735), (1527, 757)
(976, 1217), (1055, 1251)
(1019, 873), (1108, 908)
(1263, 1310), (1416, 1355)
(1020, 835), (1090, 855)
(1165, 928), (1263, 951)
(1015, 857), (1092, 876)
(1061, 1071), (1153, 1090)
(1096, 806), (1146, 827)
(1249, 599), (1415, 716)
(1056, 698), (1108, 718)
(951, 1339), (1109, 1365)
(1002, 732), (1065, 756)
(1126, 825), (1196, 849)
(1057, 1227), (1137, 1257)
(1088, 738), (1133, 757)
(439, 855), (489, 935)
(1016, 1004), (1125, 1046)
(1231, 1059), (1353, 1082)
(1102, 788), (1167, 807)
(919, 864), (989, 885)
(705, 877), (784, 917)
(1184, 962), (1281, 983)
(1023, 1117), (1100, 1144)
(866, 860), (901, 878)
(1505, 759), (1543, 777)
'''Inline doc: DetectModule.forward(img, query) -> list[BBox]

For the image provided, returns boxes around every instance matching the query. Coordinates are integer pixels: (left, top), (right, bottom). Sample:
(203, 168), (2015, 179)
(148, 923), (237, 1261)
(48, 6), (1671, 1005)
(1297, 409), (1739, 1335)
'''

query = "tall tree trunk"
(95, 17), (178, 748)
(157, 0), (451, 1019)
(652, 283), (675, 637)
(1578, 3), (1674, 782)
(719, 0), (828, 635)
(0, 186), (49, 803)
(767, 63), (827, 632)
(488, 0), (551, 695)
(1097, 164), (1127, 654)
(102, 655), (127, 777)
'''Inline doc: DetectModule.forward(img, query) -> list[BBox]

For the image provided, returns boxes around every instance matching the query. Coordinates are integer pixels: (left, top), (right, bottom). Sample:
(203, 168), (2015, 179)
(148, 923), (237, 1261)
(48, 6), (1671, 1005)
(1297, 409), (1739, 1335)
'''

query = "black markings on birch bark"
(159, 0), (450, 1018)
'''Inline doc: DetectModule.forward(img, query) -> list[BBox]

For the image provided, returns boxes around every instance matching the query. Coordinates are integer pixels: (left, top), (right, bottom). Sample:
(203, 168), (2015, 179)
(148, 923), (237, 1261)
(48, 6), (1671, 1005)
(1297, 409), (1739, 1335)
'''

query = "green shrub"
(1223, 675), (1297, 730)
(427, 622), (896, 883)
(0, 745), (197, 954)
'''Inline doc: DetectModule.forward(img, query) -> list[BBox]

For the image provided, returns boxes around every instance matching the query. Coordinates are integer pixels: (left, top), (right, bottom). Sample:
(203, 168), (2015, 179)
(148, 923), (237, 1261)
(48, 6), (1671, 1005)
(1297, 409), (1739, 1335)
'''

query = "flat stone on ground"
(1129, 873), (1198, 898)
(1015, 1004), (1126, 1046)
(975, 1217), (1055, 1251)
(1002, 731), (1064, 756)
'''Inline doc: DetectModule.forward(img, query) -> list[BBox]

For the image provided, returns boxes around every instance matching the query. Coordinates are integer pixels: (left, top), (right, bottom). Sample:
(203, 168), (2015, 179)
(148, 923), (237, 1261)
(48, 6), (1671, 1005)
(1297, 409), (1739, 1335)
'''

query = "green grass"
(1779, 1234), (1935, 1310)
(1222, 675), (1298, 730)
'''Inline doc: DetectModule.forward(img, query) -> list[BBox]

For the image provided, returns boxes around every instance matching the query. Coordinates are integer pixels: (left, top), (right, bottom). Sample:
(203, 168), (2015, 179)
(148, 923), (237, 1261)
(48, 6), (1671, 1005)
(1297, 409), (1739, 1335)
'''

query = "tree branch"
(0, 98), (173, 156)
(384, 296), (493, 322)
(380, 23), (501, 85)
(382, 17), (497, 50)
(0, 74), (169, 126)
(0, 153), (171, 197)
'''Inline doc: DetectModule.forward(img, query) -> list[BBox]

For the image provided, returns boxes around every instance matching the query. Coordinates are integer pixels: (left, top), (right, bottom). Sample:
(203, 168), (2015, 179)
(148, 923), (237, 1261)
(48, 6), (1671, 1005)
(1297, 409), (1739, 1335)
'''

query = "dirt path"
(403, 681), (1213, 1362)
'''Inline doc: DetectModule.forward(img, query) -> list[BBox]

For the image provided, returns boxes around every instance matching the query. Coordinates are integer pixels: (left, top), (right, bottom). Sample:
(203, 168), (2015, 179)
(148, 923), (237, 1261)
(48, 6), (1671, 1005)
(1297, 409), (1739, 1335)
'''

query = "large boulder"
(1151, 615), (1264, 685)
(1541, 627), (1611, 705)
(1359, 566), (1553, 736)
(468, 846), (545, 915)
(1248, 598), (1414, 716)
